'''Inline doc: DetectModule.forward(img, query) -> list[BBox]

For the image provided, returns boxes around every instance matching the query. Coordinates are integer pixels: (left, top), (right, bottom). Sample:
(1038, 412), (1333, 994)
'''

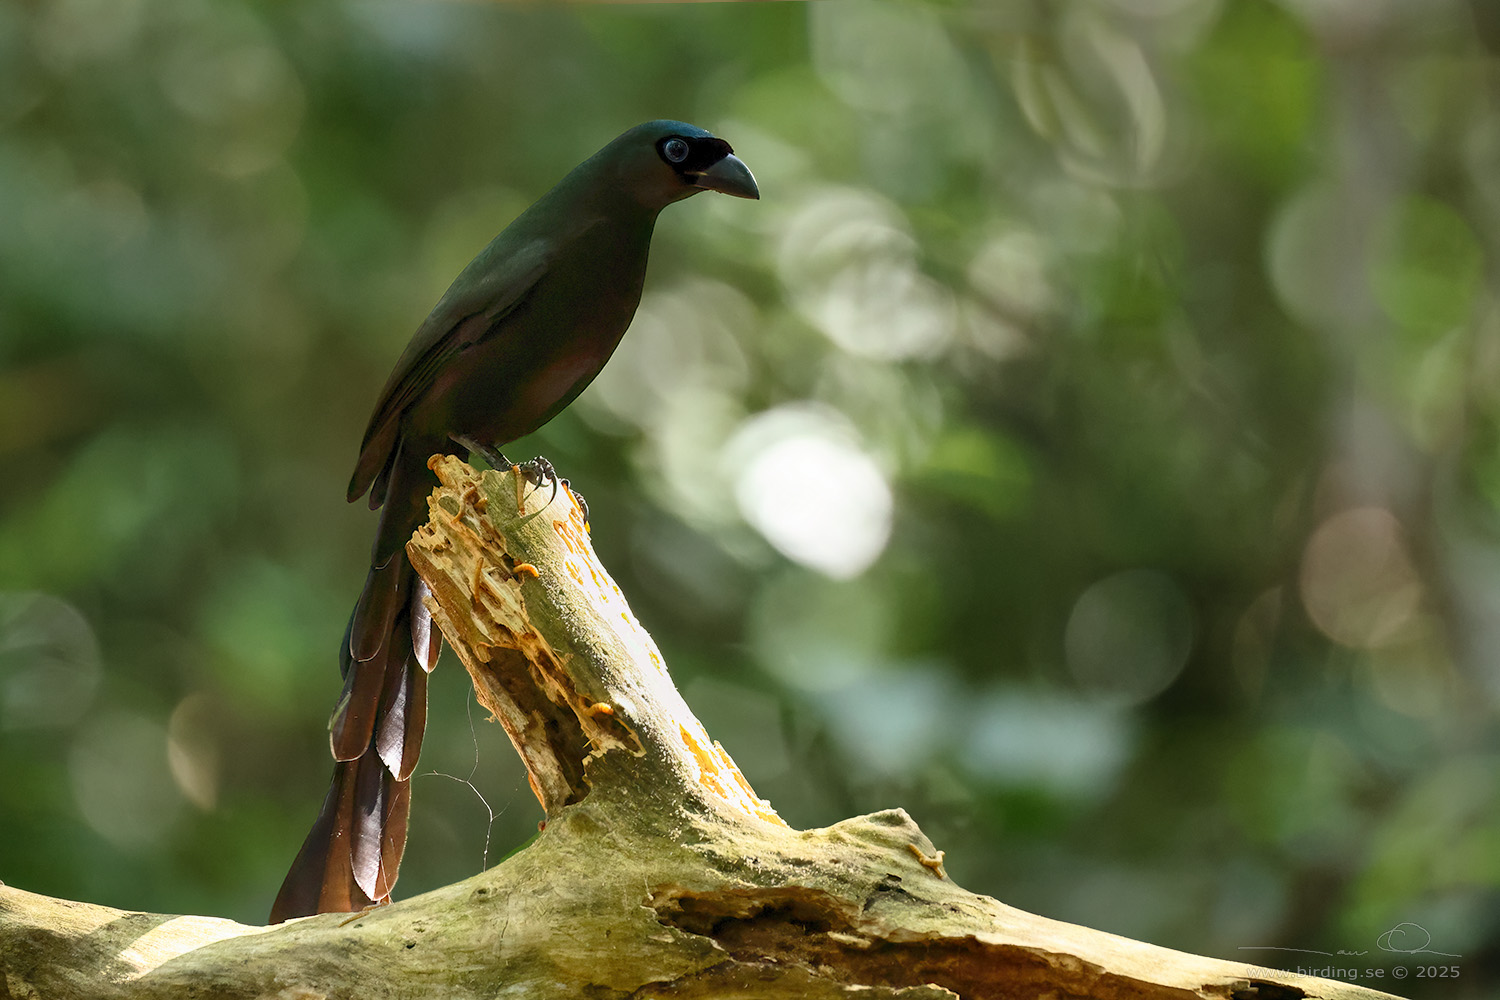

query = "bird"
(269, 121), (758, 922)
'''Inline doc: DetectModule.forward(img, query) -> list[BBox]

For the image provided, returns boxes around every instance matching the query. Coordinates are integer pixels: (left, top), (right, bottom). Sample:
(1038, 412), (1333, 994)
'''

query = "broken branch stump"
(0, 458), (1406, 1000)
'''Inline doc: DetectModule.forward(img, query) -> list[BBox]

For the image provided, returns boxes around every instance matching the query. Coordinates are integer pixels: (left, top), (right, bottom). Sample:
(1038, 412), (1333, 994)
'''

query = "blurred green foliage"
(2, 0), (1498, 993)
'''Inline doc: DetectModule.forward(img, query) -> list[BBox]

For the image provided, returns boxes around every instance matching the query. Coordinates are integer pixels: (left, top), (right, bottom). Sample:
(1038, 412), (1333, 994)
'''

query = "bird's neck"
(546, 161), (664, 231)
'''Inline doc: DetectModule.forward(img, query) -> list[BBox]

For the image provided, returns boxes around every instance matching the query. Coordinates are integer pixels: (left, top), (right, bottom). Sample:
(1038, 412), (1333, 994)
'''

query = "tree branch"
(0, 459), (1405, 999)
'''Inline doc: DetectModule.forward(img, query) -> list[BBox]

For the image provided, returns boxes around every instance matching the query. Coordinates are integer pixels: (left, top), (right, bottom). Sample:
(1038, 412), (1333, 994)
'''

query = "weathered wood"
(0, 460), (1406, 999)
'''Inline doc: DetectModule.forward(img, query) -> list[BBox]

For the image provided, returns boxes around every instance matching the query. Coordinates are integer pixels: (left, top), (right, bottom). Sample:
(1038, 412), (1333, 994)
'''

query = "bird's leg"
(452, 436), (545, 513)
(454, 435), (547, 512)
(452, 435), (512, 473)
(452, 436), (563, 513)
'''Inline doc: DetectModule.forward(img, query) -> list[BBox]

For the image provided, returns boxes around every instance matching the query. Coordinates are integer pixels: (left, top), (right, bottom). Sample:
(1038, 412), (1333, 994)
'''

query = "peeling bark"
(0, 460), (1406, 1000)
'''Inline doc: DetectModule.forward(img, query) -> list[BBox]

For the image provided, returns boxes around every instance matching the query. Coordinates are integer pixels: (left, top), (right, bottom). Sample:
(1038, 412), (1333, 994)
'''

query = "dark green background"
(2, 1), (1497, 994)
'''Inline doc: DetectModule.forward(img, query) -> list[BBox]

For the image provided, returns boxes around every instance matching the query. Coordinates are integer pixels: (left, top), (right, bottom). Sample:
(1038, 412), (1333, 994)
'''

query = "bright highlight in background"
(1065, 569), (1194, 706)
(728, 406), (893, 579)
(1300, 506), (1422, 649)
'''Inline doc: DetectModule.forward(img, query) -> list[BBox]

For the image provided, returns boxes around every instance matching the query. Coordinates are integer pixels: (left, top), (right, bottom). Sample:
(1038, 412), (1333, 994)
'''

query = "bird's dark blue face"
(606, 121), (759, 208)
(656, 134), (730, 174)
(643, 123), (759, 202)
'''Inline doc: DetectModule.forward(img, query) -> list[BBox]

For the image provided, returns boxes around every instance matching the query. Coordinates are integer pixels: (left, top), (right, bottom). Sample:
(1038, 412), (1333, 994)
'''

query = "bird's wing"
(348, 238), (553, 503)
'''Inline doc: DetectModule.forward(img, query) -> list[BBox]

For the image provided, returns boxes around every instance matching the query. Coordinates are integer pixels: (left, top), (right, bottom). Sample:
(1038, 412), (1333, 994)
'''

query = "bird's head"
(603, 120), (760, 210)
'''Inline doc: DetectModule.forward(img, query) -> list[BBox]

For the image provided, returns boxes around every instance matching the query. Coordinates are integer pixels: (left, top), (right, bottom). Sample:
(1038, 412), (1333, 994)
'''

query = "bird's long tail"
(270, 444), (444, 922)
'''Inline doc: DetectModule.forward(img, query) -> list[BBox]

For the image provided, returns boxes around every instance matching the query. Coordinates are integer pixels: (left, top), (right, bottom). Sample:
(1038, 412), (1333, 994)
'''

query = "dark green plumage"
(271, 121), (757, 923)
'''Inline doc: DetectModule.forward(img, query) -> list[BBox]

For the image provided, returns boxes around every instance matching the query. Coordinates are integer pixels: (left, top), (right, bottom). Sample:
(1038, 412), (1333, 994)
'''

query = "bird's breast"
(518, 341), (610, 414)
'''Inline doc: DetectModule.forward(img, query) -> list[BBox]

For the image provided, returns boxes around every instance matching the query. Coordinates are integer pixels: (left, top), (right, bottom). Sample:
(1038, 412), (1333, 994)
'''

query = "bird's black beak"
(692, 153), (759, 200)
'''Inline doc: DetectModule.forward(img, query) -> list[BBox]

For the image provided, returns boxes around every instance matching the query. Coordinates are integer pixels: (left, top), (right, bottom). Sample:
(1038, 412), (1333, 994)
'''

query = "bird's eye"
(662, 138), (690, 164)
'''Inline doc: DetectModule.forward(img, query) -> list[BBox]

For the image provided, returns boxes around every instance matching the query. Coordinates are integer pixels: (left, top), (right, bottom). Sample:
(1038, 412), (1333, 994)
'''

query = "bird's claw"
(513, 456), (561, 513)
(516, 456), (557, 488)
(506, 459), (589, 525)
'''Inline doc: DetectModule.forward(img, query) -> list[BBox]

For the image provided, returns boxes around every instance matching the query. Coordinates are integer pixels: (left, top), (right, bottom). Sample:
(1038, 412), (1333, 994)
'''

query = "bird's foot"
(515, 456), (557, 487)
(452, 435), (511, 473)
(514, 456), (561, 513)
